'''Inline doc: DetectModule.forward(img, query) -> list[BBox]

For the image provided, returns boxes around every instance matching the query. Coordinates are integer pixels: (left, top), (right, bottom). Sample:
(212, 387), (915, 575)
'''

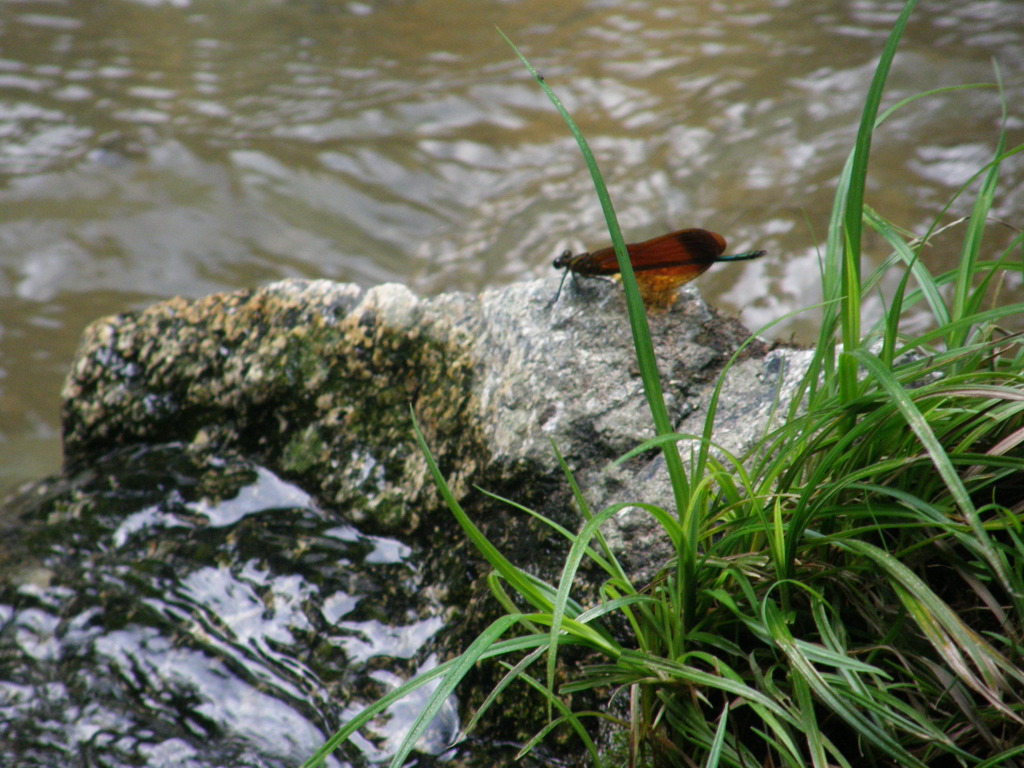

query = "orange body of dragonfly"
(553, 228), (766, 308)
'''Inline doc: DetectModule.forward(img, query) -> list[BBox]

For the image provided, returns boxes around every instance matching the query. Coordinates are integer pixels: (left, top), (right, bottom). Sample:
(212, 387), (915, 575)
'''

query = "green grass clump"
(305, 1), (1024, 765)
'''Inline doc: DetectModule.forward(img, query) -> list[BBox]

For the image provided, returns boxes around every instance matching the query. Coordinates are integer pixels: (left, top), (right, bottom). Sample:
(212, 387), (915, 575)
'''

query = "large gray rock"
(61, 275), (809, 540)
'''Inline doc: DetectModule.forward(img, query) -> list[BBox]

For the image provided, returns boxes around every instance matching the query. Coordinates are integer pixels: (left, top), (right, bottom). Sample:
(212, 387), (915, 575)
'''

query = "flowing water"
(0, 444), (470, 767)
(0, 0), (1022, 496)
(0, 0), (1022, 764)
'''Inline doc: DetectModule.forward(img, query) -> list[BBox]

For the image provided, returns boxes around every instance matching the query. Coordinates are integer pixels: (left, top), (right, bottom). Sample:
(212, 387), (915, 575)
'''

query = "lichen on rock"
(60, 275), (806, 539)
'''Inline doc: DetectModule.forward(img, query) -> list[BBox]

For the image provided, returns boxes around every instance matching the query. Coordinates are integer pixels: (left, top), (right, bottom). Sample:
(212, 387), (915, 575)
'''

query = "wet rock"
(17, 275), (816, 766)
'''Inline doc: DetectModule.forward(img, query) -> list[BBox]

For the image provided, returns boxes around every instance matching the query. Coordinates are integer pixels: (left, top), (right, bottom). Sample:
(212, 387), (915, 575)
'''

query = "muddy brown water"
(1, 0), (1021, 496)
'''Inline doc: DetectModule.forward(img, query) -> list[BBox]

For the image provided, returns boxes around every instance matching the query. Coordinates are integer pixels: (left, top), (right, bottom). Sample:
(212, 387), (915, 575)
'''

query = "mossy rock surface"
(61, 276), (805, 542)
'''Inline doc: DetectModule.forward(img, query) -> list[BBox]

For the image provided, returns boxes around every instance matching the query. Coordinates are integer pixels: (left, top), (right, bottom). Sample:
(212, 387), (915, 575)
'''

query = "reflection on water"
(0, 3), (1021, 497)
(0, 444), (459, 767)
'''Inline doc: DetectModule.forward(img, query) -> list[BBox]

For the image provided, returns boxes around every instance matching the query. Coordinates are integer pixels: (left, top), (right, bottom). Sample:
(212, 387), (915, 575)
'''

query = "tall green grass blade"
(411, 409), (561, 612)
(497, 28), (699, 626)
(301, 659), (455, 768)
(815, 82), (989, 395)
(976, 745), (1024, 768)
(824, 0), (920, 436)
(303, 614), (536, 768)
(457, 645), (546, 742)
(494, 31), (670, 437)
(791, 672), (830, 768)
(840, 0), (919, 363)
(544, 502), (628, 705)
(550, 439), (635, 584)
(614, 649), (797, 724)
(863, 205), (948, 333)
(949, 64), (1006, 349)
(476, 485), (623, 582)
(513, 671), (605, 766)
(896, 302), (1024, 359)
(384, 615), (527, 768)
(706, 703), (729, 768)
(949, 139), (1003, 349)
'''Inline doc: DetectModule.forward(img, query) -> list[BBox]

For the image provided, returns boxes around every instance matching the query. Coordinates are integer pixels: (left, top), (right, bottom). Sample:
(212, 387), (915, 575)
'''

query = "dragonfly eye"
(552, 250), (574, 269)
